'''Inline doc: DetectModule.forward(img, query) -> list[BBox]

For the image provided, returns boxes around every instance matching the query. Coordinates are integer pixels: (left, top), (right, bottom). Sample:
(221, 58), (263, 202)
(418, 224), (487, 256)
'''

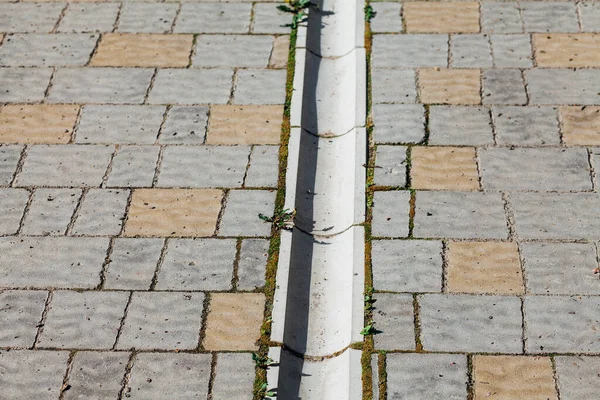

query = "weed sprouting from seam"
(364, 4), (376, 22)
(258, 208), (296, 230)
(277, 0), (311, 29)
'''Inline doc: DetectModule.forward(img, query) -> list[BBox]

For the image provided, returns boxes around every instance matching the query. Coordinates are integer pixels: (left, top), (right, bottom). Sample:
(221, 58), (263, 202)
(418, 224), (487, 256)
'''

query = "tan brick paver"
(411, 147), (479, 190)
(403, 2), (480, 33)
(0, 105), (79, 144)
(419, 69), (481, 105)
(534, 34), (600, 68)
(270, 35), (290, 69)
(207, 105), (283, 145)
(560, 106), (600, 145)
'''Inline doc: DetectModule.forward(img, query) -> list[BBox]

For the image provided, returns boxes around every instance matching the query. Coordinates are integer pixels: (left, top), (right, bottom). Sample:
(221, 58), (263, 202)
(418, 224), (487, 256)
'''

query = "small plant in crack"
(277, 0), (311, 29)
(259, 382), (276, 399)
(259, 208), (296, 230)
(364, 4), (376, 22)
(360, 320), (376, 336)
(252, 352), (274, 368)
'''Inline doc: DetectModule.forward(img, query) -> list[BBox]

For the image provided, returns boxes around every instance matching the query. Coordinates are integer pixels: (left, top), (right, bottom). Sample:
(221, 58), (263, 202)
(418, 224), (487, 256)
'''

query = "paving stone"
(0, 145), (21, 185)
(212, 353), (255, 399)
(203, 293), (265, 350)
(252, 3), (291, 34)
(481, 2), (523, 33)
(72, 189), (129, 236)
(370, 2), (402, 33)
(58, 3), (120, 33)
(372, 34), (448, 68)
(372, 104), (424, 143)
(0, 350), (68, 400)
(527, 69), (600, 105)
(237, 238), (269, 290)
(414, 191), (508, 239)
(525, 296), (600, 353)
(490, 34), (533, 68)
(104, 238), (161, 290)
(371, 69), (418, 104)
(148, 69), (232, 105)
(403, 2), (479, 33)
(48, 68), (154, 104)
(521, 1), (579, 33)
(125, 189), (223, 237)
(0, 188), (29, 235)
(429, 106), (493, 145)
(126, 352), (211, 399)
(473, 356), (557, 400)
(372, 293), (415, 350)
(0, 34), (98, 67)
(580, 2), (600, 32)
(534, 33), (600, 68)
(420, 294), (522, 352)
(22, 188), (80, 235)
(386, 353), (468, 400)
(483, 69), (526, 105)
(493, 106), (560, 145)
(118, 3), (178, 33)
(0, 3), (63, 33)
(372, 354), (380, 400)
(0, 105), (79, 144)
(561, 106), (600, 145)
(371, 191), (410, 238)
(106, 146), (160, 187)
(451, 34), (493, 68)
(193, 35), (273, 68)
(270, 35), (291, 68)
(16, 145), (113, 187)
(245, 146), (279, 188)
(555, 356), (600, 400)
(208, 105), (283, 145)
(419, 68), (480, 105)
(219, 190), (275, 237)
(175, 3), (252, 33)
(0, 290), (47, 347)
(66, 352), (129, 400)
(374, 145), (407, 187)
(0, 67), (53, 103)
(410, 146), (479, 190)
(160, 106), (208, 144)
(39, 291), (128, 349)
(118, 292), (204, 350)
(234, 69), (287, 105)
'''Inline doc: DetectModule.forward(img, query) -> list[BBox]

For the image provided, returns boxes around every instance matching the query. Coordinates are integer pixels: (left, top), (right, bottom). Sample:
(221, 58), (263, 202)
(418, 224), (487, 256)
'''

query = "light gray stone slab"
(212, 353), (255, 399)
(118, 3), (178, 33)
(237, 238), (268, 290)
(429, 106), (494, 146)
(580, 2), (600, 32)
(106, 146), (160, 187)
(521, 1), (579, 32)
(483, 69), (527, 105)
(0, 188), (29, 235)
(451, 34), (493, 68)
(372, 293), (415, 350)
(481, 2), (523, 33)
(174, 3), (252, 33)
(219, 190), (275, 237)
(58, 3), (120, 33)
(0, 3), (63, 33)
(104, 238), (163, 290)
(555, 356), (600, 400)
(372, 354), (380, 400)
(65, 351), (129, 400)
(372, 191), (411, 238)
(370, 2), (402, 33)
(245, 145), (279, 188)
(372, 104), (424, 143)
(0, 34), (98, 67)
(234, 69), (287, 104)
(372, 69), (417, 104)
(490, 34), (533, 68)
(0, 67), (53, 103)
(372, 34), (448, 68)
(252, 3), (291, 34)
(527, 69), (600, 105)
(492, 106), (560, 145)
(148, 69), (233, 105)
(193, 35), (274, 68)
(0, 290), (47, 347)
(374, 145), (407, 187)
(72, 189), (129, 236)
(22, 188), (81, 235)
(160, 106), (208, 144)
(0, 145), (22, 185)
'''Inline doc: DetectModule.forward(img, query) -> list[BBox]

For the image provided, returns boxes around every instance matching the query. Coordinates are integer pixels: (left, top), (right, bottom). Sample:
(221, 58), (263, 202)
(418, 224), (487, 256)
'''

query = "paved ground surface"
(0, 2), (289, 398)
(369, 1), (600, 399)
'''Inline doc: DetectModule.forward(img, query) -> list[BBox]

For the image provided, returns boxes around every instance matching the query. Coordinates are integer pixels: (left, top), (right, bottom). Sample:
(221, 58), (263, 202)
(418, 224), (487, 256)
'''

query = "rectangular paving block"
(371, 190), (411, 238)
(0, 67), (53, 103)
(560, 106), (600, 146)
(58, 3), (120, 33)
(270, 35), (291, 69)
(207, 105), (283, 145)
(492, 106), (560, 145)
(174, 3), (252, 33)
(534, 33), (600, 68)
(237, 238), (269, 290)
(371, 69), (418, 104)
(483, 69), (527, 105)
(22, 188), (80, 235)
(218, 190), (275, 237)
(372, 34), (448, 68)
(65, 352), (129, 400)
(212, 353), (255, 399)
(521, 1), (579, 32)
(104, 238), (163, 290)
(0, 188), (29, 235)
(419, 68), (481, 105)
(403, 2), (479, 33)
(410, 146), (479, 190)
(374, 145), (407, 187)
(372, 104), (424, 143)
(491, 34), (533, 68)
(0, 34), (98, 67)
(0, 105), (79, 145)
(0, 290), (47, 347)
(370, 2), (402, 33)
(0, 145), (21, 185)
(148, 69), (233, 105)
(372, 293), (415, 350)
(526, 69), (600, 105)
(193, 35), (274, 68)
(0, 3), (63, 33)
(117, 3), (178, 33)
(160, 106), (209, 144)
(429, 106), (493, 146)
(72, 189), (129, 236)
(581, 2), (600, 32)
(245, 146), (280, 188)
(252, 3), (292, 34)
(451, 34), (493, 68)
(481, 2), (523, 33)
(106, 145), (160, 188)
(233, 69), (287, 105)
(555, 356), (600, 400)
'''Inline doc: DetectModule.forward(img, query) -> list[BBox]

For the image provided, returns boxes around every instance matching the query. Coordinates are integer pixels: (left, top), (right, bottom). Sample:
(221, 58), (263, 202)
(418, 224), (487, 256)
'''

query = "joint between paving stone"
(111, 291), (133, 351)
(32, 290), (53, 349)
(117, 351), (136, 400)
(65, 188), (87, 236)
(58, 350), (76, 400)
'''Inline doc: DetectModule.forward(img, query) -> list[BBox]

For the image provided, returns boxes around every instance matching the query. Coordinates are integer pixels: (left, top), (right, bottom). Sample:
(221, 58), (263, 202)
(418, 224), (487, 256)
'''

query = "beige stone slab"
(207, 105), (282, 145)
(447, 241), (524, 294)
(269, 35), (290, 69)
(90, 34), (193, 68)
(0, 105), (79, 144)
(419, 69), (481, 105)
(124, 189), (223, 237)
(203, 293), (265, 351)
(411, 146), (479, 190)
(534, 34), (600, 68)
(474, 356), (557, 400)
(404, 2), (480, 33)
(560, 106), (600, 146)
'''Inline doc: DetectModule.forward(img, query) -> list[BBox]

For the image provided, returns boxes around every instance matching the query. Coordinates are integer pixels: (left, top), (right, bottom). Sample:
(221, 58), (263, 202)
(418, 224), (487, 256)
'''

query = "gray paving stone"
(372, 34), (448, 68)
(372, 354), (380, 400)
(245, 145), (279, 188)
(386, 353), (468, 400)
(234, 69), (287, 105)
(580, 2), (600, 32)
(372, 191), (411, 238)
(0, 67), (53, 103)
(76, 105), (165, 145)
(483, 69), (527, 105)
(252, 3), (291, 34)
(481, 2), (523, 33)
(72, 189), (129, 236)
(521, 1), (579, 33)
(0, 3), (63, 33)
(492, 106), (560, 145)
(0, 350), (68, 400)
(480, 148), (592, 191)
(451, 34), (493, 68)
(157, 145), (250, 188)
(58, 3), (120, 33)
(374, 145), (407, 187)
(525, 296), (600, 353)
(106, 146), (160, 187)
(237, 238), (269, 290)
(39, 291), (128, 349)
(0, 290), (47, 347)
(22, 188), (81, 235)
(414, 191), (508, 239)
(148, 69), (233, 105)
(193, 35), (274, 68)
(526, 69), (600, 105)
(490, 34), (533, 68)
(0, 188), (29, 235)
(104, 238), (163, 290)
(373, 104), (424, 143)
(65, 351), (129, 400)
(0, 145), (22, 185)
(555, 356), (600, 400)
(372, 293), (415, 350)
(429, 106), (494, 146)
(48, 68), (154, 104)
(212, 353), (255, 399)
(118, 292), (204, 350)
(372, 239), (442, 293)
(372, 69), (417, 104)
(219, 190), (275, 237)
(0, 34), (98, 67)
(174, 3), (252, 33)
(370, 2), (402, 33)
(511, 192), (600, 240)
(0, 237), (108, 288)
(156, 238), (236, 290)
(420, 294), (522, 353)
(16, 145), (114, 187)
(118, 3), (178, 33)
(160, 106), (208, 144)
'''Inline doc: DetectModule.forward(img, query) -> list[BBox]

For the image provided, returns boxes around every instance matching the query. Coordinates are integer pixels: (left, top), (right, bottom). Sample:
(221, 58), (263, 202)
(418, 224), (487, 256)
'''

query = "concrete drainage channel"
(267, 0), (367, 398)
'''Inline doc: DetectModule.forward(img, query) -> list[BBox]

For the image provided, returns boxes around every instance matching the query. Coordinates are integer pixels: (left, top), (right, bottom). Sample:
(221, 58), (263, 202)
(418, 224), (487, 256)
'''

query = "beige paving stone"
(473, 356), (557, 400)
(447, 241), (524, 294)
(0, 105), (79, 144)
(534, 33), (600, 68)
(203, 293), (265, 351)
(411, 146), (479, 190)
(90, 34), (193, 68)
(419, 69), (481, 105)
(124, 189), (222, 237)
(269, 35), (290, 68)
(404, 2), (480, 33)
(207, 105), (282, 145)
(560, 106), (600, 145)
